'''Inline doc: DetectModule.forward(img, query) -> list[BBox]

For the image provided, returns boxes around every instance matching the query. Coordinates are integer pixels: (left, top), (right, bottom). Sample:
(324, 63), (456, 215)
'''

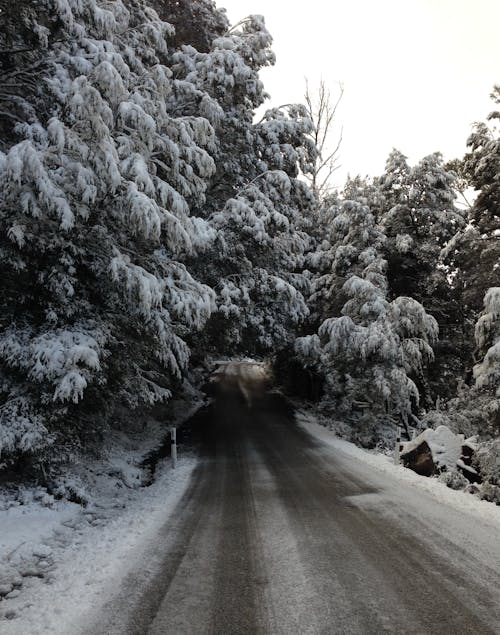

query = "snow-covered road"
(3, 374), (500, 634)
(83, 392), (500, 634)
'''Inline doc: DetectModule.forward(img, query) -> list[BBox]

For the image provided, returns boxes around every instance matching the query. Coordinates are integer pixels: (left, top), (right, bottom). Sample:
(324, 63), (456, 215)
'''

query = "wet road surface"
(92, 392), (500, 634)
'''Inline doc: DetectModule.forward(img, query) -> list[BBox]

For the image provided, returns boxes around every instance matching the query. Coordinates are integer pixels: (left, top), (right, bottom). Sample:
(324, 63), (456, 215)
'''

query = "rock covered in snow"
(401, 426), (479, 481)
(400, 438), (436, 476)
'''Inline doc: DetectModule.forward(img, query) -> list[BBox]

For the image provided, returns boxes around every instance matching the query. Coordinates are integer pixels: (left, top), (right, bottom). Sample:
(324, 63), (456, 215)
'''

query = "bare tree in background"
(304, 79), (343, 200)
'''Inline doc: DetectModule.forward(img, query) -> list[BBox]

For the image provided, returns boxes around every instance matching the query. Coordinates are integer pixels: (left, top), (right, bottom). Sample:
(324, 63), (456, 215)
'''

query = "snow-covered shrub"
(479, 482), (500, 504)
(421, 410), (454, 431)
(475, 439), (500, 486)
(438, 470), (468, 491)
(424, 402), (479, 439)
(51, 476), (90, 506)
(0, 397), (52, 461)
(16, 486), (55, 508)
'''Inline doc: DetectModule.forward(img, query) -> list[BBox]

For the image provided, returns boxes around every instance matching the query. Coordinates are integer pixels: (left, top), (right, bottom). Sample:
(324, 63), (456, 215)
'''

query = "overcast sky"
(219, 0), (500, 186)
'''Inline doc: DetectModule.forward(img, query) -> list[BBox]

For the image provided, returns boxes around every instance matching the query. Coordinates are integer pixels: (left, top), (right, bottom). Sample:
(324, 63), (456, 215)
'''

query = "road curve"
(91, 392), (500, 634)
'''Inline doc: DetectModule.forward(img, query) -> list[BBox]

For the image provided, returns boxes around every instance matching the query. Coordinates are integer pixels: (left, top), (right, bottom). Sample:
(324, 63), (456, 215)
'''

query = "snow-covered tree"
(148, 0), (229, 52)
(376, 150), (465, 312)
(0, 0), (57, 149)
(438, 287), (500, 442)
(474, 288), (500, 397)
(0, 0), (321, 466)
(307, 199), (386, 326)
(465, 86), (500, 235)
(206, 168), (312, 354)
(443, 88), (500, 317)
(296, 200), (438, 434)
(435, 89), (500, 405)
(370, 150), (468, 404)
(172, 13), (276, 207)
(0, 0), (218, 464)
(173, 15), (316, 356)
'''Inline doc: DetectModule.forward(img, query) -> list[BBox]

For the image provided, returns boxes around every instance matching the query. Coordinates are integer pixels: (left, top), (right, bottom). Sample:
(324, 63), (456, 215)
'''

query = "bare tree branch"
(303, 79), (344, 200)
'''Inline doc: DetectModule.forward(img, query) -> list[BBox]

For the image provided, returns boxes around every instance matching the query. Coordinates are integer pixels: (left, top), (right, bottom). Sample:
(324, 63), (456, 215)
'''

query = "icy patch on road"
(296, 409), (500, 527)
(341, 492), (386, 509)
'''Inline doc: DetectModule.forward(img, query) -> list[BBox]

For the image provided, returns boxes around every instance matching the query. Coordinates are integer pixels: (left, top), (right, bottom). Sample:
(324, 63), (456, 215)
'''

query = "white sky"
(219, 0), (500, 186)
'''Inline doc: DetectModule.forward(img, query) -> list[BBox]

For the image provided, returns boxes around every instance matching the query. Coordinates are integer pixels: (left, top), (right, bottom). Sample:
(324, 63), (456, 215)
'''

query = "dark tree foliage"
(148, 0), (229, 52)
(0, 1), (56, 147)
(465, 86), (500, 234)
(443, 88), (500, 338)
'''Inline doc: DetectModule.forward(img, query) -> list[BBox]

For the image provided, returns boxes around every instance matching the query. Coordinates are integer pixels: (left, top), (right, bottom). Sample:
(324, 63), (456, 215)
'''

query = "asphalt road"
(93, 389), (500, 635)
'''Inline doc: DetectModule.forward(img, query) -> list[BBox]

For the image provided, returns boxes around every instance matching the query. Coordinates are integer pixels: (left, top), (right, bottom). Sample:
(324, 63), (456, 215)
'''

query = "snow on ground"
(0, 392), (205, 632)
(0, 385), (207, 629)
(296, 409), (500, 527)
(0, 495), (80, 602)
(1, 497), (78, 558)
(2, 401), (499, 633)
(0, 454), (197, 633)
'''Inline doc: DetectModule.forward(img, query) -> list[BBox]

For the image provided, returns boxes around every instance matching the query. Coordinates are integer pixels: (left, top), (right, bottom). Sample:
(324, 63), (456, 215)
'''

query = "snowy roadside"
(0, 380), (207, 625)
(0, 452), (197, 633)
(296, 409), (500, 527)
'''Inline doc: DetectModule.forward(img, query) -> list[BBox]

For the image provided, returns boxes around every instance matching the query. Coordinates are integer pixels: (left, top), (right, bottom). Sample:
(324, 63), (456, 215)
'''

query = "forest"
(0, 0), (499, 496)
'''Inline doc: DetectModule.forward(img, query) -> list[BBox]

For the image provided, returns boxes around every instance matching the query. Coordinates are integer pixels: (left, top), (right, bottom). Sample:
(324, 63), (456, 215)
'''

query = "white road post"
(394, 426), (401, 465)
(171, 427), (177, 469)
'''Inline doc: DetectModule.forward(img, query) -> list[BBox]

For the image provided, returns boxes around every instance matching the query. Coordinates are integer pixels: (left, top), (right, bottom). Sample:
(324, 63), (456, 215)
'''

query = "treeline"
(0, 0), (498, 474)
(294, 139), (500, 447)
(0, 0), (317, 470)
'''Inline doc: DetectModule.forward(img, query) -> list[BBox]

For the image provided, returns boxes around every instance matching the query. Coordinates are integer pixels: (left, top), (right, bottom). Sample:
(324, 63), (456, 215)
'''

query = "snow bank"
(296, 409), (500, 527)
(0, 455), (197, 632)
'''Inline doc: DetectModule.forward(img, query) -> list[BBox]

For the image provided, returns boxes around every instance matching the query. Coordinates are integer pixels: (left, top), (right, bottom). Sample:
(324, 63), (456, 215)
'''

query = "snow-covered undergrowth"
(290, 397), (398, 451)
(0, 447), (197, 630)
(0, 390), (204, 627)
(420, 408), (500, 502)
(296, 408), (500, 522)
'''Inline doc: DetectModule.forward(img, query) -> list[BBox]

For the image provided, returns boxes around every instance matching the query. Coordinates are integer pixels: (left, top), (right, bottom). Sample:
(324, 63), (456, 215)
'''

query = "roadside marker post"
(171, 427), (177, 469)
(394, 426), (401, 465)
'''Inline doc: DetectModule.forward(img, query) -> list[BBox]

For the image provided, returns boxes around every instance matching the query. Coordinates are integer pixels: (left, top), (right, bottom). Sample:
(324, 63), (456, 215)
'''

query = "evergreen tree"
(442, 287), (500, 441)
(173, 14), (316, 356)
(0, 0), (218, 464)
(373, 150), (468, 403)
(375, 150), (465, 316)
(307, 197), (385, 327)
(465, 86), (500, 235)
(0, 0), (57, 148)
(474, 287), (500, 400)
(148, 0), (229, 52)
(296, 200), (437, 436)
(438, 89), (500, 401)
(444, 87), (500, 317)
